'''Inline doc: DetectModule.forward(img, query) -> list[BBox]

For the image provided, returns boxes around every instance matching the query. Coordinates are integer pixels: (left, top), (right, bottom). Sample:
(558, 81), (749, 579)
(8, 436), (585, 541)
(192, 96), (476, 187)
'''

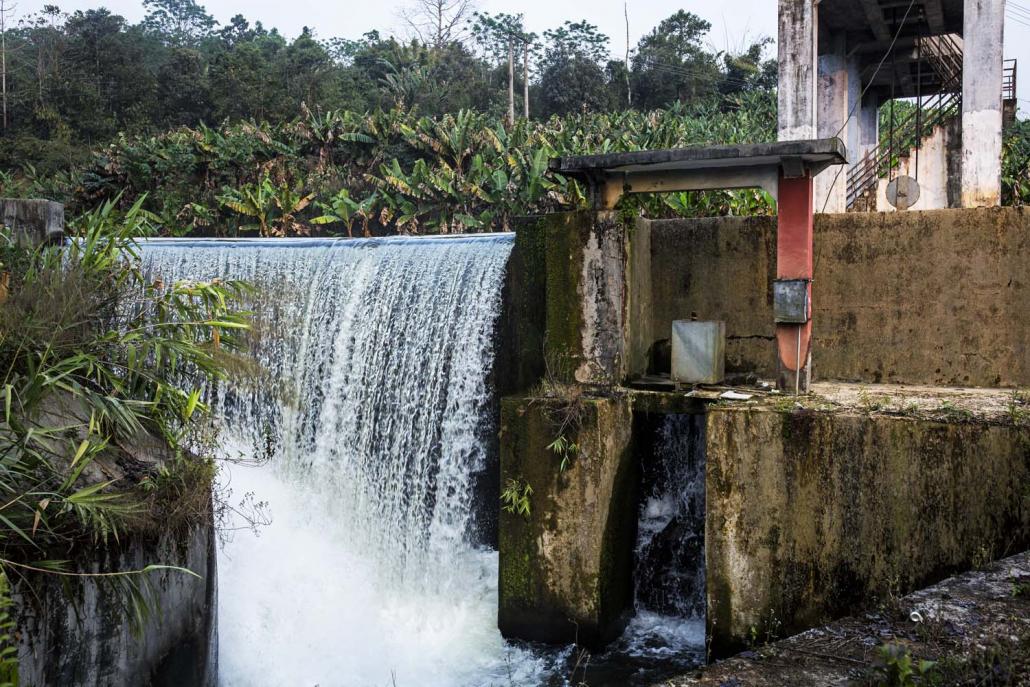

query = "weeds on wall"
(0, 197), (251, 661)
(500, 479), (533, 518)
(535, 347), (588, 473)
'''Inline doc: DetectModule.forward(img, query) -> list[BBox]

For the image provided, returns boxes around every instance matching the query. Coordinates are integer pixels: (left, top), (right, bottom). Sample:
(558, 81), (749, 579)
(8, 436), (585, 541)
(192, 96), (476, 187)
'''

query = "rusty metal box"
(774, 279), (810, 324)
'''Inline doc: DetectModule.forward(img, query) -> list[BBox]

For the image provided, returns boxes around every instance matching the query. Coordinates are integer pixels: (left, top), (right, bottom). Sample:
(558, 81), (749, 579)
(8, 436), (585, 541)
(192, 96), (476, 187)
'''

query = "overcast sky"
(16, 0), (1030, 113)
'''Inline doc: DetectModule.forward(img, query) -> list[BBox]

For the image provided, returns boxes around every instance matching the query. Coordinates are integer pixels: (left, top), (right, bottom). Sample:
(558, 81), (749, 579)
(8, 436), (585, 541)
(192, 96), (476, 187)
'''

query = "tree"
(156, 47), (210, 126)
(630, 10), (720, 110)
(721, 38), (777, 96)
(400, 0), (475, 49)
(0, 0), (16, 131)
(470, 12), (535, 122)
(142, 0), (216, 46)
(537, 20), (611, 117)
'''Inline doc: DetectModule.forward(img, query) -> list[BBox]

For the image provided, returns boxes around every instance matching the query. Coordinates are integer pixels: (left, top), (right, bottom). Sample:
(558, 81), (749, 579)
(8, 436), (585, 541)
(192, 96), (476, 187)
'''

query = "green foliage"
(32, 91), (777, 236)
(217, 176), (315, 237)
(0, 573), (16, 687)
(500, 479), (533, 517)
(871, 643), (938, 687)
(2, 7), (774, 177)
(630, 11), (728, 110)
(0, 196), (249, 653)
(1003, 119), (1030, 206)
(546, 435), (579, 472)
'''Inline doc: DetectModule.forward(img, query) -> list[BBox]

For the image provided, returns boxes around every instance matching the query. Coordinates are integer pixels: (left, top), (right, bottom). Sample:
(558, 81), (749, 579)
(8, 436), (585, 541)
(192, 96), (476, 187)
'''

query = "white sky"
(14, 0), (1030, 114)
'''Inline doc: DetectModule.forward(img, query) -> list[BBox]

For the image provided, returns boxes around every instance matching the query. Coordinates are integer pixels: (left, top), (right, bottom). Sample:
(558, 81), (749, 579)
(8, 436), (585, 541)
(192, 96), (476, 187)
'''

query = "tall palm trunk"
(523, 42), (530, 119)
(507, 40), (515, 126)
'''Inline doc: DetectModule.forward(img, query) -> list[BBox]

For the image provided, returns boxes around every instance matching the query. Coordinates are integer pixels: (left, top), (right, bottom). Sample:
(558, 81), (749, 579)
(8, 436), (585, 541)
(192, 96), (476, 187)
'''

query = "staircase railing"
(1003, 59), (1017, 102)
(846, 35), (963, 209)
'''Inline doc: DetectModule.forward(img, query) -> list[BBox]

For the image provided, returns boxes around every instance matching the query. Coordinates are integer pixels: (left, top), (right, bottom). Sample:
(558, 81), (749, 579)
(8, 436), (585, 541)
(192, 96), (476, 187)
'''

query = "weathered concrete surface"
(705, 403), (1030, 654)
(508, 212), (652, 387)
(498, 395), (637, 648)
(496, 217), (548, 396)
(665, 550), (1030, 686)
(815, 35), (850, 214)
(777, 0), (817, 143)
(647, 207), (1030, 387)
(961, 0), (1005, 208)
(13, 524), (217, 687)
(0, 198), (65, 246)
(875, 118), (962, 212)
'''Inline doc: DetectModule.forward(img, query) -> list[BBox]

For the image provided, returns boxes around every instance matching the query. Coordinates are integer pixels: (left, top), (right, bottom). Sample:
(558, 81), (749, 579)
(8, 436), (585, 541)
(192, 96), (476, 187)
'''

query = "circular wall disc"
(886, 175), (921, 211)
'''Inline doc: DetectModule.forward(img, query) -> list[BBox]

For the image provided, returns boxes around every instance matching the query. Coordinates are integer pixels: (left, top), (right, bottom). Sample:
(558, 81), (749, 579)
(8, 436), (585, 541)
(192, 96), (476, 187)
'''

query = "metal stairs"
(846, 35), (963, 211)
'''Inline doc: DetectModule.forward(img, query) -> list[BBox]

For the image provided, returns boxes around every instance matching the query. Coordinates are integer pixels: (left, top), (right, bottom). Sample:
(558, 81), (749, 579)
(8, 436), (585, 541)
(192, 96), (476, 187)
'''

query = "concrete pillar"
(814, 34), (850, 213)
(778, 0), (818, 141)
(776, 172), (814, 393)
(498, 395), (636, 648)
(859, 93), (880, 162)
(542, 211), (630, 386)
(960, 0), (1005, 207)
(0, 199), (65, 246)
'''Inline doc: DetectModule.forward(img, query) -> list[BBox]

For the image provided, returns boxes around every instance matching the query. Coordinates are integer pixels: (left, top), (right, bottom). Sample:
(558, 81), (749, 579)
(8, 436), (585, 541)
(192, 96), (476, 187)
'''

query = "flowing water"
(139, 235), (704, 687)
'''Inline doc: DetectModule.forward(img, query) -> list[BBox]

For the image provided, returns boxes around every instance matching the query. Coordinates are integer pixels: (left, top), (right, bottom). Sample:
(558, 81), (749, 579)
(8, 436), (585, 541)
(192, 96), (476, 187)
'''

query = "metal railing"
(846, 35), (964, 209)
(1004, 59), (1018, 101)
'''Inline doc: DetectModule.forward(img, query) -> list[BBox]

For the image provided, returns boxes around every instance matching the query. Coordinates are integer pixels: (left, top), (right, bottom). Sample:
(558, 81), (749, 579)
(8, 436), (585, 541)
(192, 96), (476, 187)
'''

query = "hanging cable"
(915, 31), (922, 182)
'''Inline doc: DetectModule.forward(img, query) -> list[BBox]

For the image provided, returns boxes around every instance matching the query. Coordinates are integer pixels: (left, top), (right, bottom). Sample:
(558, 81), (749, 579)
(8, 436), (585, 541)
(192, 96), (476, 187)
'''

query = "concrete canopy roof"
(550, 138), (848, 208)
(816, 0), (967, 100)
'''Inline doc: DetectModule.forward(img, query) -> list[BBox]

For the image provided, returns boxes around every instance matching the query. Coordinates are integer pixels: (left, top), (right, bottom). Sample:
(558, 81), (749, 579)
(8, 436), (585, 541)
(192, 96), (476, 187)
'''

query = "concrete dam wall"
(647, 207), (1030, 388)
(497, 206), (1030, 655)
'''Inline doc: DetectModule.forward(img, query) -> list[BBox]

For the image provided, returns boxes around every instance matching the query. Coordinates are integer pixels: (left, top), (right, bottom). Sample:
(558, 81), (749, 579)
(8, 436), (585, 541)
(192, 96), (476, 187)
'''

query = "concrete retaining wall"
(498, 395), (637, 648)
(0, 198), (65, 246)
(13, 518), (217, 686)
(705, 407), (1030, 653)
(648, 207), (1030, 387)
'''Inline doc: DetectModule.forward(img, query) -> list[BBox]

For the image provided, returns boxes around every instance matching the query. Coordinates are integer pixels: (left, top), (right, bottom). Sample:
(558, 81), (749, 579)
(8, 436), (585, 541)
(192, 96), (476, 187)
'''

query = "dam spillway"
(139, 233), (708, 686)
(140, 235), (551, 686)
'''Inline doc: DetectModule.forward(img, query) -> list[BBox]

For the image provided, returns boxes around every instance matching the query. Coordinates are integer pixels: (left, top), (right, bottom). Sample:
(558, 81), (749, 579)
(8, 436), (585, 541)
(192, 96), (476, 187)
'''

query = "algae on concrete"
(704, 405), (1030, 654)
(498, 394), (637, 648)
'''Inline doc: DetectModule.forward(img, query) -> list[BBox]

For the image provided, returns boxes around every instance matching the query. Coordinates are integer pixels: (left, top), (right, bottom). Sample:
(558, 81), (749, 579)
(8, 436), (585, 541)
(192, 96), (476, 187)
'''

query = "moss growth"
(543, 212), (590, 370)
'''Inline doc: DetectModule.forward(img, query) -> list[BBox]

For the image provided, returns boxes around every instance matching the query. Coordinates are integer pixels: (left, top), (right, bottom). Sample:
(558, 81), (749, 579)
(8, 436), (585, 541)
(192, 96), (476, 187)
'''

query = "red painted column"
(776, 171), (814, 393)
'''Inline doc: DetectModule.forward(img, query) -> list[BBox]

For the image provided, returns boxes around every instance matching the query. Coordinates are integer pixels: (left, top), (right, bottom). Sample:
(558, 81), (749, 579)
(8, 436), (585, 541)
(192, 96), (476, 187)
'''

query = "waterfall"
(598, 413), (706, 678)
(139, 235), (545, 687)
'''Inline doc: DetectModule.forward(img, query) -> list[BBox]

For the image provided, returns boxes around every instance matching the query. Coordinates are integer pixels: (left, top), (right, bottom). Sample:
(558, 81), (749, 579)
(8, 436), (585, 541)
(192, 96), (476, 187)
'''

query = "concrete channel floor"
(658, 549), (1030, 686)
(682, 381), (1027, 423)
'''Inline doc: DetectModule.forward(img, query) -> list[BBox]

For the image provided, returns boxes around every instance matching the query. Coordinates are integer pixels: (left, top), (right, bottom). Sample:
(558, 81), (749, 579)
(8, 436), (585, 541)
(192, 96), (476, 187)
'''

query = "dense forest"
(0, 0), (1025, 235)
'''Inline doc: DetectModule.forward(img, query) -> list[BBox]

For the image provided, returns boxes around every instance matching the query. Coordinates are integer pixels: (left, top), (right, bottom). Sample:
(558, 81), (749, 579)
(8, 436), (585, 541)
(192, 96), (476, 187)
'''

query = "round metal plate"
(886, 175), (921, 211)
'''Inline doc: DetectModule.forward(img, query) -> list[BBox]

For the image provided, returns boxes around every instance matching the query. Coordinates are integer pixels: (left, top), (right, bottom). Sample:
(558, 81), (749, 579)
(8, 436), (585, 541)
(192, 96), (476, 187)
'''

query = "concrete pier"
(961, 0), (1006, 207)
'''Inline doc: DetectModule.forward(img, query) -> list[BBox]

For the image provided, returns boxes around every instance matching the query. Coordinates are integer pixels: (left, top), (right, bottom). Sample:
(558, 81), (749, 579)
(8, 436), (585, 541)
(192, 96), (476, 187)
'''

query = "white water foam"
(141, 235), (546, 687)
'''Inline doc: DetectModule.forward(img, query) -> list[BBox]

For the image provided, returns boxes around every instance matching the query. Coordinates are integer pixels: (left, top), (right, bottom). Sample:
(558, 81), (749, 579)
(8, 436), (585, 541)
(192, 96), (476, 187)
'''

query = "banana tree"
(311, 188), (379, 237)
(217, 176), (315, 237)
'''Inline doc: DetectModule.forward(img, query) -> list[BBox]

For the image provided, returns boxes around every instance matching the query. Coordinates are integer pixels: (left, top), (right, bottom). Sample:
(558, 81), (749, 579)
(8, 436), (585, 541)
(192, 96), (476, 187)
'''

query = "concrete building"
(778, 0), (1015, 212)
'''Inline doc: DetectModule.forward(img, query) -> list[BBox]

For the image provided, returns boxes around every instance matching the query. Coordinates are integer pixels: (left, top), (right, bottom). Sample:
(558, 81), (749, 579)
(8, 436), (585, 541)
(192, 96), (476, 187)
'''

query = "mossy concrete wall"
(0, 198), (65, 246)
(13, 519), (217, 686)
(648, 207), (1030, 386)
(502, 212), (652, 390)
(498, 395), (637, 648)
(705, 407), (1030, 654)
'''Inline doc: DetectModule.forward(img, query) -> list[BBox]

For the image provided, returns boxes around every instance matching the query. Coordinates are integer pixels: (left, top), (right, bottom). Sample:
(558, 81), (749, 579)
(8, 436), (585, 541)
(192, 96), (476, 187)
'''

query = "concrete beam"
(960, 0), (1004, 207)
(859, 0), (892, 42)
(778, 0), (818, 141)
(923, 0), (946, 34)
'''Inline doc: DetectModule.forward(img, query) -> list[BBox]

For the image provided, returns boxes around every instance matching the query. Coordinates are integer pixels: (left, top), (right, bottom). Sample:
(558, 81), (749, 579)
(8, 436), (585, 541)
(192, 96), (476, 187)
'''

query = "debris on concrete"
(660, 551), (1030, 686)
